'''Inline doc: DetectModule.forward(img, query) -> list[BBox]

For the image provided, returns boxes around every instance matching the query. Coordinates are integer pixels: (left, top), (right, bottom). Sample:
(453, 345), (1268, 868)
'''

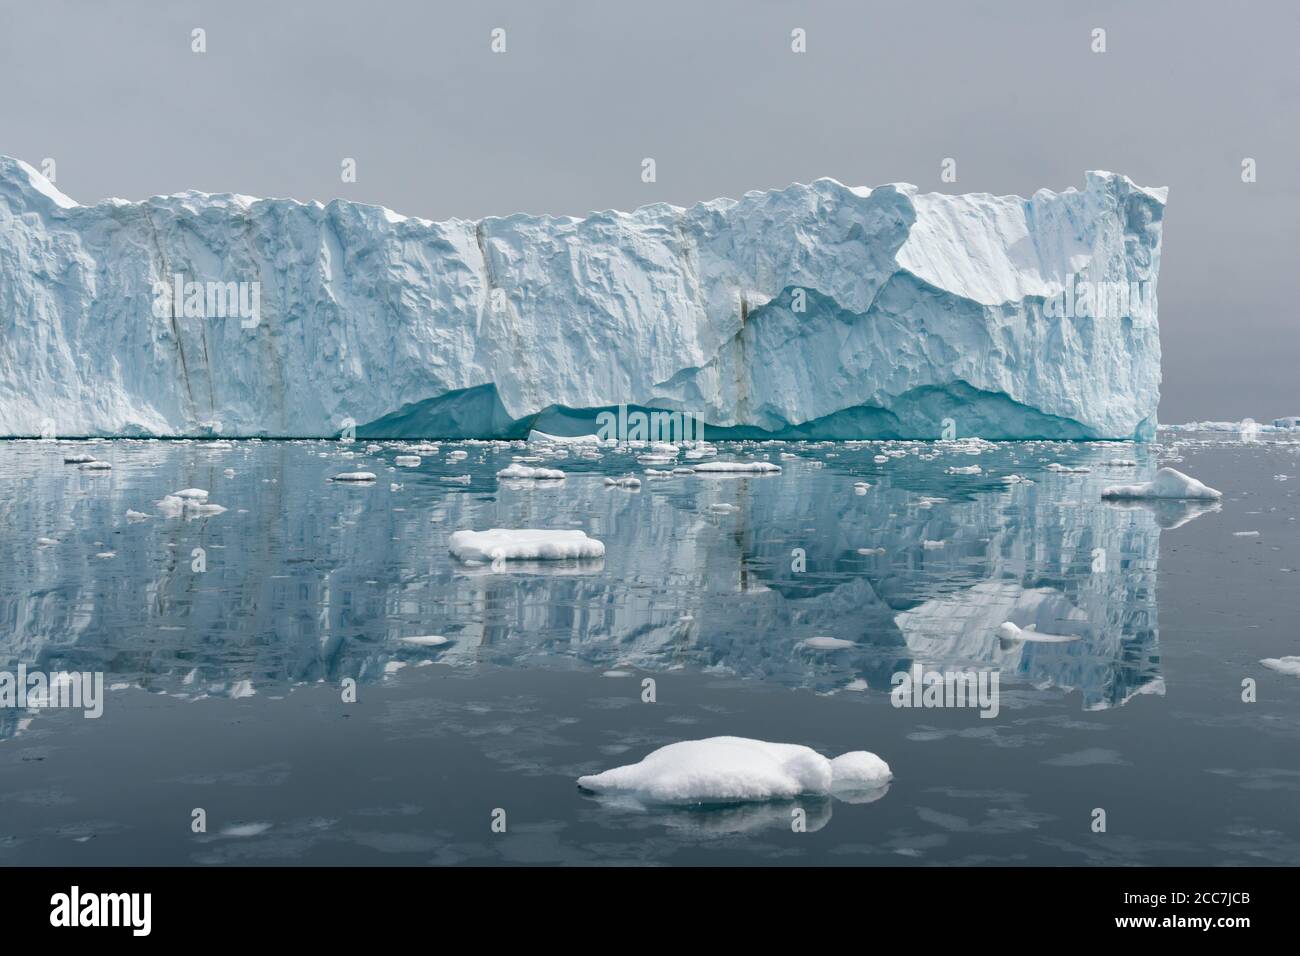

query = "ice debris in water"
(496, 463), (565, 480)
(1101, 467), (1222, 500)
(448, 529), (605, 562)
(693, 461), (781, 474)
(1260, 657), (1300, 677)
(576, 736), (891, 803)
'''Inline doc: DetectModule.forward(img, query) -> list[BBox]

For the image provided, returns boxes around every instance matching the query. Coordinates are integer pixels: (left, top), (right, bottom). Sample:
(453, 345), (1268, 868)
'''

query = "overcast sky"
(3, 0), (1297, 422)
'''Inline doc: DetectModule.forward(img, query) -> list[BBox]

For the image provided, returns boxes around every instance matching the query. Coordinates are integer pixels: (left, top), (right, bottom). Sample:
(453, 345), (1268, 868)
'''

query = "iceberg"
(1101, 467), (1221, 500)
(0, 157), (1164, 440)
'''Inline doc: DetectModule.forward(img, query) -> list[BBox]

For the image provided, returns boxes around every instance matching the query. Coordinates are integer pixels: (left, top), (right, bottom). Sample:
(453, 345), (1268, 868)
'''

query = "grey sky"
(2, 0), (1297, 422)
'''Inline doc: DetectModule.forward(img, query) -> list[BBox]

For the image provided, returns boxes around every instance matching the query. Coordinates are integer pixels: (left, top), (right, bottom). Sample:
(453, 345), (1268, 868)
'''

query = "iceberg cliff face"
(0, 157), (1164, 439)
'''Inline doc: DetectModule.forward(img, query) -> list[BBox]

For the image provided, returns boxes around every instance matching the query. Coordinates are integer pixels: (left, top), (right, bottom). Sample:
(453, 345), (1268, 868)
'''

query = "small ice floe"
(1260, 656), (1300, 677)
(394, 455), (421, 467)
(63, 453), (97, 464)
(95, 551), (115, 559)
(708, 503), (739, 514)
(854, 481), (871, 494)
(1047, 463), (1090, 474)
(332, 471), (377, 482)
(672, 467), (696, 476)
(604, 476), (641, 489)
(997, 621), (1081, 648)
(223, 468), (235, 477)
(1233, 531), (1260, 537)
(1000, 474), (1032, 484)
(856, 547), (885, 556)
(125, 509), (151, 522)
(602, 669), (632, 678)
(844, 678), (870, 692)
(922, 539), (945, 550)
(447, 450), (468, 461)
(1101, 467), (1222, 500)
(172, 488), (209, 500)
(390, 483), (402, 492)
(496, 463), (565, 480)
(449, 528), (605, 562)
(79, 461), (112, 471)
(399, 635), (449, 646)
(945, 464), (981, 475)
(645, 468), (673, 478)
(1101, 459), (1137, 467)
(801, 636), (856, 650)
(693, 461), (781, 474)
(917, 496), (946, 508)
(36, 537), (58, 547)
(576, 736), (891, 804)
(444, 474), (471, 484)
(220, 822), (271, 838)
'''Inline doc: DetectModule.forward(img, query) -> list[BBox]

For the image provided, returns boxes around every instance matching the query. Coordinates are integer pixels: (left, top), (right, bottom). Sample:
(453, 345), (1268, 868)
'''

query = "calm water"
(1, 432), (1298, 865)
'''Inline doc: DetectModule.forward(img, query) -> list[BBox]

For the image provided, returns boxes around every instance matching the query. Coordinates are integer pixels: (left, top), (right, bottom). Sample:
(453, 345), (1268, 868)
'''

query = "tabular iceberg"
(0, 156), (1164, 440)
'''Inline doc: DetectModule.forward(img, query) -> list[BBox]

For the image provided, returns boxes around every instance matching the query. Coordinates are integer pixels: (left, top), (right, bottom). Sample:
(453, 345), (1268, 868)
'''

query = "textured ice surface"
(576, 736), (891, 803)
(0, 157), (1164, 440)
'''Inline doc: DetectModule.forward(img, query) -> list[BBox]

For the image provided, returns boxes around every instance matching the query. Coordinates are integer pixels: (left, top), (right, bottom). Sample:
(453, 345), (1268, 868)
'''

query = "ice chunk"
(448, 528), (605, 562)
(332, 471), (377, 482)
(576, 736), (891, 803)
(802, 636), (856, 650)
(693, 461), (782, 474)
(399, 635), (449, 646)
(1101, 467), (1222, 500)
(1260, 657), (1300, 677)
(497, 463), (565, 480)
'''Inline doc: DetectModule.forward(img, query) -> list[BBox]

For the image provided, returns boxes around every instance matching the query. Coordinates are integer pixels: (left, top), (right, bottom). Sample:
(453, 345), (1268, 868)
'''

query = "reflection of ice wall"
(1, 157), (1163, 440)
(0, 442), (1164, 730)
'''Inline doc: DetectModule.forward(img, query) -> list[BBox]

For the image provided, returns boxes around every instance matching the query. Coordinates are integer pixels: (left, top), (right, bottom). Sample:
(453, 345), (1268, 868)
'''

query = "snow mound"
(1101, 467), (1222, 500)
(449, 528), (605, 562)
(577, 736), (891, 804)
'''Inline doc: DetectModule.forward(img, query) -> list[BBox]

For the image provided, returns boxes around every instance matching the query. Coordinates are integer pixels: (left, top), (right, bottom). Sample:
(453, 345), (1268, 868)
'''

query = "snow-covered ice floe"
(692, 461), (782, 474)
(577, 736), (891, 804)
(496, 463), (565, 480)
(448, 529), (605, 562)
(1260, 657), (1300, 677)
(331, 471), (377, 482)
(998, 621), (1082, 646)
(1100, 467), (1222, 500)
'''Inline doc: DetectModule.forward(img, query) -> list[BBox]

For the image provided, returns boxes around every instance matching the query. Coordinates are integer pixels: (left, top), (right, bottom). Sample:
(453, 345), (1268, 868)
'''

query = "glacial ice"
(576, 736), (892, 804)
(0, 156), (1164, 440)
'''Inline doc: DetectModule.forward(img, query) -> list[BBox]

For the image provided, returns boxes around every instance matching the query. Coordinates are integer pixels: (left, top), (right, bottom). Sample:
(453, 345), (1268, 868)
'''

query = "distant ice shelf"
(0, 156), (1165, 440)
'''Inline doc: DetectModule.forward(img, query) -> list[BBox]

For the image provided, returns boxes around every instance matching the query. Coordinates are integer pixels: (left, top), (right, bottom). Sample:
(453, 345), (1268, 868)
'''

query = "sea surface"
(1, 430), (1297, 865)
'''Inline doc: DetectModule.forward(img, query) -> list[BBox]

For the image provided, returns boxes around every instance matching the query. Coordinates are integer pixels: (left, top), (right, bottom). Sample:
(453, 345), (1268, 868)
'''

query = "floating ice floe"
(399, 635), (449, 646)
(856, 547), (885, 556)
(1047, 463), (1090, 474)
(125, 510), (150, 522)
(1101, 467), (1222, 500)
(394, 455), (421, 466)
(604, 476), (641, 489)
(997, 621), (1082, 646)
(62, 453), (97, 464)
(36, 537), (57, 546)
(172, 488), (208, 500)
(79, 460), (112, 471)
(1260, 657), (1300, 677)
(708, 503), (739, 514)
(922, 539), (946, 549)
(945, 464), (982, 475)
(576, 736), (891, 804)
(497, 463), (565, 480)
(332, 471), (377, 482)
(693, 461), (781, 474)
(449, 528), (605, 562)
(802, 636), (856, 650)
